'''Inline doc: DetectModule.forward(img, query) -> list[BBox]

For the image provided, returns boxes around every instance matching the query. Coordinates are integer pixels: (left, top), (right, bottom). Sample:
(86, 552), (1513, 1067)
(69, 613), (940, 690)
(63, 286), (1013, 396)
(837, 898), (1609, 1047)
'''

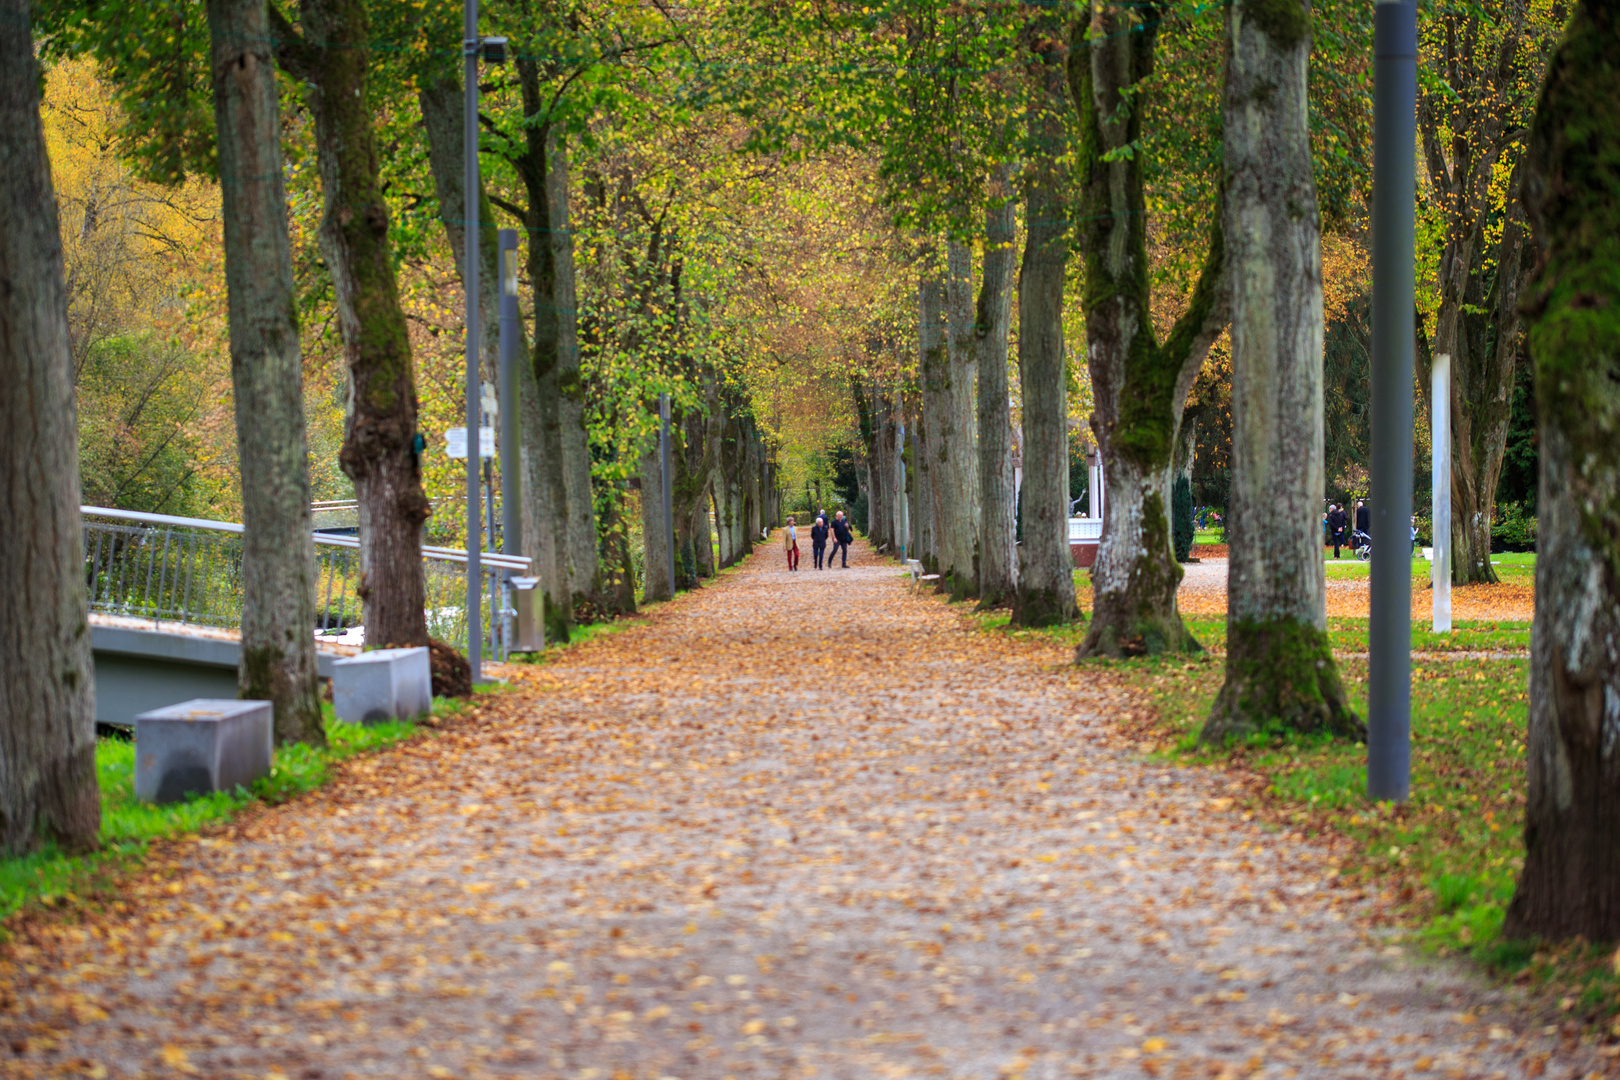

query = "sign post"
(1432, 353), (1451, 633)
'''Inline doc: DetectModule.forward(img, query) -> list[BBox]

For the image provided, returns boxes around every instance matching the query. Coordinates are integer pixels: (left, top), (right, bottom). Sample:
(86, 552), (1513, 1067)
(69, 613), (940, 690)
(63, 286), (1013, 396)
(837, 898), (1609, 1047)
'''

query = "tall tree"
(0, 0), (101, 854)
(1070, 5), (1229, 658)
(916, 268), (947, 573)
(271, 0), (431, 648)
(976, 177), (1017, 609)
(209, 0), (325, 745)
(1199, 0), (1361, 743)
(1502, 0), (1620, 942)
(1013, 23), (1077, 628)
(936, 240), (980, 595)
(1418, 0), (1556, 584)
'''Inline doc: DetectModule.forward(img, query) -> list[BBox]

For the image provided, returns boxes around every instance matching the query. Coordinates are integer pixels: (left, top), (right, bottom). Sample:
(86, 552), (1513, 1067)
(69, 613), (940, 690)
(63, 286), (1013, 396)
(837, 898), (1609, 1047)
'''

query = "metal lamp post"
(463, 1), (506, 685)
(1367, 0), (1416, 802)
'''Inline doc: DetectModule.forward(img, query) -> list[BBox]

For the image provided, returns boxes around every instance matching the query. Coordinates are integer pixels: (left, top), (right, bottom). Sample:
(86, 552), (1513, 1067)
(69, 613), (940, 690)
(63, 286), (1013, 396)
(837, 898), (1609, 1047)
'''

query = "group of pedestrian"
(782, 508), (854, 571)
(1324, 499), (1371, 558)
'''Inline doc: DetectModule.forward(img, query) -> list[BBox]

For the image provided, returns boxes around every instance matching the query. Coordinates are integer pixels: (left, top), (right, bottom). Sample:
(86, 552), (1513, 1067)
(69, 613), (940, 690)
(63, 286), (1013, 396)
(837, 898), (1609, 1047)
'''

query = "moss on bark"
(1200, 617), (1364, 744)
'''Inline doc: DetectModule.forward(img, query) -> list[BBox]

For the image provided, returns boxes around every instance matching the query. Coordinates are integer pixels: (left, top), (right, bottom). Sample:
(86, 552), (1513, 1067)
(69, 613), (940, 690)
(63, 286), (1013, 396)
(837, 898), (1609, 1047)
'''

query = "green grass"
(1175, 616), (1530, 654)
(1323, 550), (1536, 581)
(0, 700), (449, 926)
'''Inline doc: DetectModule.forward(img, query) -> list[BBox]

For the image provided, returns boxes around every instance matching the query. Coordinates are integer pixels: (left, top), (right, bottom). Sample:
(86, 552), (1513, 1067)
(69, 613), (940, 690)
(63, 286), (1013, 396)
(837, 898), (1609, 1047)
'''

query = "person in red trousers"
(783, 516), (800, 571)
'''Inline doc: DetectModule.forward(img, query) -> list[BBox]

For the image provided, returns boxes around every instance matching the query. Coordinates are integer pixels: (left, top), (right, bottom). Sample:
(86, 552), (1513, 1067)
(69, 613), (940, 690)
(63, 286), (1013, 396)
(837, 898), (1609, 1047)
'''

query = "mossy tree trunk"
(0, 0), (101, 855)
(1200, 0), (1362, 744)
(210, 0), (324, 745)
(1070, 9), (1229, 658)
(1013, 27), (1078, 628)
(275, 0), (430, 649)
(1503, 0), (1620, 942)
(976, 175), (1018, 610)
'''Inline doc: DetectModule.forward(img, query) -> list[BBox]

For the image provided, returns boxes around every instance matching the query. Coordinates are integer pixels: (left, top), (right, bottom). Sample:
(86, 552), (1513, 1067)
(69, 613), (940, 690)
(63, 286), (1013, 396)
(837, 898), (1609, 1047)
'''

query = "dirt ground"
(1176, 560), (1536, 622)
(0, 542), (1589, 1079)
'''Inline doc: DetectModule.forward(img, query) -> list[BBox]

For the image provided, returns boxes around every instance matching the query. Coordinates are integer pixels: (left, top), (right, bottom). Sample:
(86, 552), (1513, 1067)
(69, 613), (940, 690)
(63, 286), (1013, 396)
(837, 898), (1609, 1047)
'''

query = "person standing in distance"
(1354, 499), (1370, 539)
(1327, 503), (1349, 558)
(783, 516), (800, 571)
(810, 514), (829, 570)
(831, 510), (854, 568)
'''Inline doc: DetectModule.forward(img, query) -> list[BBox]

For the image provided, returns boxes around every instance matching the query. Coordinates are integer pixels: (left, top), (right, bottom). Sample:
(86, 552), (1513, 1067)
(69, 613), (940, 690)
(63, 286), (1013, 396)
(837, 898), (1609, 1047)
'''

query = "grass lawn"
(0, 700), (458, 927)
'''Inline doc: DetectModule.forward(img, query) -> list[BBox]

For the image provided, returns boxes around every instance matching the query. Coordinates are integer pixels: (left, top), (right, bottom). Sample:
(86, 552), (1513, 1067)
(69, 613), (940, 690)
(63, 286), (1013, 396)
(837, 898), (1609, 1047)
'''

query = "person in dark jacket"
(810, 515), (829, 570)
(1355, 499), (1370, 536)
(1327, 503), (1349, 558)
(830, 511), (854, 568)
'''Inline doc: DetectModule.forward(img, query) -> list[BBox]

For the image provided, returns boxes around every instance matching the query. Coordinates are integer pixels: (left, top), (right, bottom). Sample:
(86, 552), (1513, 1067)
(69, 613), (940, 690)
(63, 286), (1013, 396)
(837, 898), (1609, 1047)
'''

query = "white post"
(1432, 353), (1451, 632)
(1087, 451), (1100, 520)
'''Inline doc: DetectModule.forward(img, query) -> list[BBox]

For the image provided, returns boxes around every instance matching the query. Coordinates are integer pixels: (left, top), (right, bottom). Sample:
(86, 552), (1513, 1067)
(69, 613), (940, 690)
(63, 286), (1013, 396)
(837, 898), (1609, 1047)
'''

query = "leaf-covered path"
(0, 543), (1591, 1079)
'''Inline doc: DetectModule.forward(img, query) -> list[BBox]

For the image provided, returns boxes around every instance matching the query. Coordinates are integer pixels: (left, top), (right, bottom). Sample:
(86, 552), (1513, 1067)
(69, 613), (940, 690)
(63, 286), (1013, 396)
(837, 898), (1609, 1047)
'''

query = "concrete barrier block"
(135, 699), (273, 804)
(333, 646), (432, 725)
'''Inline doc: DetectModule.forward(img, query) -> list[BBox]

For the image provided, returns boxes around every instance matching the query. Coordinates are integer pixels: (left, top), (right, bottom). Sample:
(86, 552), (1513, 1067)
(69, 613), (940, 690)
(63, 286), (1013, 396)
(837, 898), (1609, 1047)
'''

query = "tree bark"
(276, 0), (430, 649)
(210, 0), (324, 745)
(1014, 30), (1077, 628)
(1200, 0), (1361, 744)
(0, 0), (101, 854)
(977, 177), (1018, 609)
(1502, 0), (1620, 942)
(942, 240), (980, 597)
(514, 58), (575, 640)
(917, 272), (947, 574)
(1071, 10), (1230, 657)
(638, 424), (674, 603)
(548, 140), (601, 610)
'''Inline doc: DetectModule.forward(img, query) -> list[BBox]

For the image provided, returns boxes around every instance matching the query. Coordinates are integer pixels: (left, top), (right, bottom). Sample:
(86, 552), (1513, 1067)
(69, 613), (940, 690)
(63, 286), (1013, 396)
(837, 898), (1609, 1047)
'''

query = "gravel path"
(0, 542), (1589, 1079)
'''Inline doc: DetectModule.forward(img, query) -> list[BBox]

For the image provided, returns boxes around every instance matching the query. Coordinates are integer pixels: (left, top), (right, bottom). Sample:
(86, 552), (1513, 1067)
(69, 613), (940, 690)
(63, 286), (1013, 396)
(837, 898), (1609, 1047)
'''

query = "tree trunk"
(548, 140), (601, 610)
(917, 271), (947, 575)
(209, 0), (323, 745)
(514, 58), (575, 640)
(1014, 33), (1078, 628)
(0, 0), (101, 854)
(941, 241), (979, 596)
(907, 391), (929, 565)
(977, 177), (1017, 609)
(1200, 0), (1361, 744)
(1502, 0), (1620, 942)
(279, 0), (430, 649)
(1071, 12), (1230, 657)
(639, 430), (674, 603)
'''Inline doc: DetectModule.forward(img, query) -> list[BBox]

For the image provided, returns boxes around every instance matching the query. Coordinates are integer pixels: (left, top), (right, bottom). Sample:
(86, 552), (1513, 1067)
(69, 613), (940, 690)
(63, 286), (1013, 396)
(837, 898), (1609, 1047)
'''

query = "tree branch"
(267, 4), (314, 82)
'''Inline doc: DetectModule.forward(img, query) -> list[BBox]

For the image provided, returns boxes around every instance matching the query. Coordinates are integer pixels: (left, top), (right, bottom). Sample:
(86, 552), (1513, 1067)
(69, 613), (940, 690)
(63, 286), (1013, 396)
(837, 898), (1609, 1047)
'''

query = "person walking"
(1327, 503), (1349, 558)
(783, 516), (800, 572)
(830, 510), (854, 568)
(810, 514), (829, 570)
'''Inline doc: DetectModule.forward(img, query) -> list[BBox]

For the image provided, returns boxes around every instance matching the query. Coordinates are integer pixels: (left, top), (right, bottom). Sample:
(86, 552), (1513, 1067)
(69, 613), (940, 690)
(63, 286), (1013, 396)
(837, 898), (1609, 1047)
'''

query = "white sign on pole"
(444, 426), (495, 460)
(1432, 353), (1452, 632)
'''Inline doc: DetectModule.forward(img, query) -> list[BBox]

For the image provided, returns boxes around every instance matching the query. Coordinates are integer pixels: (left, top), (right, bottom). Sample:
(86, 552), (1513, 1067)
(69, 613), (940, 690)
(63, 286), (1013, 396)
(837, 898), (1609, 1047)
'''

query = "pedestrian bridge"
(83, 507), (529, 729)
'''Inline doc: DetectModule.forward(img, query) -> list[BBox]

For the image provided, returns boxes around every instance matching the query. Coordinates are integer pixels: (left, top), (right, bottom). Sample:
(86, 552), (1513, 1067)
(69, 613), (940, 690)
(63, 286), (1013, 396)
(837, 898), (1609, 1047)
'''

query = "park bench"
(905, 558), (940, 593)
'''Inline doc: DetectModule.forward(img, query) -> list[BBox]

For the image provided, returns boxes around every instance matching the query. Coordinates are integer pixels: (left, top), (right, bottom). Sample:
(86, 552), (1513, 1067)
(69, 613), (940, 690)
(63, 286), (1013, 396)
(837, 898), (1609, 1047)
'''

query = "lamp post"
(1368, 0), (1416, 802)
(462, 0), (506, 685)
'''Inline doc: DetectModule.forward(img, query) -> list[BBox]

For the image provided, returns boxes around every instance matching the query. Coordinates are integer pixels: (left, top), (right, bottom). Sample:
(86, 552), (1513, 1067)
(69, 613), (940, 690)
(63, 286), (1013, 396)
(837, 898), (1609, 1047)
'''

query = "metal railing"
(81, 506), (529, 652)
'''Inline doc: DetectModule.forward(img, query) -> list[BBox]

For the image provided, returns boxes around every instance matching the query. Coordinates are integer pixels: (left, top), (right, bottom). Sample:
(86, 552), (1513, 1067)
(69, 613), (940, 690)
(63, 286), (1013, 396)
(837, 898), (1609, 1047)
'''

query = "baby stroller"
(1351, 529), (1372, 561)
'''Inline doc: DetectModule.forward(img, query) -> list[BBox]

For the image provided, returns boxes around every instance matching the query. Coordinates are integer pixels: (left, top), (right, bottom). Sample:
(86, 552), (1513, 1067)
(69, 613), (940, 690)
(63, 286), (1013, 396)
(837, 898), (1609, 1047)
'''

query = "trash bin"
(508, 576), (544, 652)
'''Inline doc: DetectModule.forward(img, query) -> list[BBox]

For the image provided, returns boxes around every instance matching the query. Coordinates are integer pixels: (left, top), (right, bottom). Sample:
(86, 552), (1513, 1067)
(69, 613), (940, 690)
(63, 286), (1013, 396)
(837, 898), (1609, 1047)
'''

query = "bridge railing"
(81, 507), (529, 652)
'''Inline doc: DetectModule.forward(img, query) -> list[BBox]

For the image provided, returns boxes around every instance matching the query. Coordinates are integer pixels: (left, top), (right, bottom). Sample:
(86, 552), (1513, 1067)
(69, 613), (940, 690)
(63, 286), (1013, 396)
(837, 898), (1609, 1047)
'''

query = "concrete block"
(333, 646), (431, 725)
(135, 699), (273, 804)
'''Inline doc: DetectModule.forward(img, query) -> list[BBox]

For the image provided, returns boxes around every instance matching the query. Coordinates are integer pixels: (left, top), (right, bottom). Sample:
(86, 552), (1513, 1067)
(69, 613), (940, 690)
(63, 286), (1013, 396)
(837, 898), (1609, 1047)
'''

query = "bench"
(905, 559), (941, 593)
